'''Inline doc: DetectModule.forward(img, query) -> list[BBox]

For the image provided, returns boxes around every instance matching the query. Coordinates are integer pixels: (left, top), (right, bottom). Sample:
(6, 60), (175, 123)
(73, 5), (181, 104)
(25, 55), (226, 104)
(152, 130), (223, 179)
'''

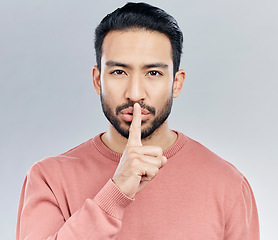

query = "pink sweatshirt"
(16, 132), (259, 239)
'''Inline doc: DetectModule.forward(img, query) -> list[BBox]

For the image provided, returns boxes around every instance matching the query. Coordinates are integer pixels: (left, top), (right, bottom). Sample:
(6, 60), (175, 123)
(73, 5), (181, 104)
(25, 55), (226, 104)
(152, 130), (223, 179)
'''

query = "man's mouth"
(120, 107), (150, 122)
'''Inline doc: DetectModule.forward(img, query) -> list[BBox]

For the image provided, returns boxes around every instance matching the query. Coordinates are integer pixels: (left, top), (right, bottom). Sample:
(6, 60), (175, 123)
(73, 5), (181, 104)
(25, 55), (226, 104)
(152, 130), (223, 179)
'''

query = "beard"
(100, 94), (173, 140)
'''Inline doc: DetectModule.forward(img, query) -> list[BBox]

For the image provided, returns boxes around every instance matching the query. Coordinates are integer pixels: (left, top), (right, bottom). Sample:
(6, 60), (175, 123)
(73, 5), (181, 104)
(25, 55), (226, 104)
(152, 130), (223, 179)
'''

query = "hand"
(112, 103), (167, 198)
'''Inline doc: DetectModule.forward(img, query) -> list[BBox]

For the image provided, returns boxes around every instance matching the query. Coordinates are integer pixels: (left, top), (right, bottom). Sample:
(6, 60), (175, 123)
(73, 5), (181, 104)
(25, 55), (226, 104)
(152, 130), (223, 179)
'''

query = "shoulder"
(178, 134), (254, 218)
(174, 132), (245, 194)
(185, 134), (243, 180)
(28, 138), (96, 180)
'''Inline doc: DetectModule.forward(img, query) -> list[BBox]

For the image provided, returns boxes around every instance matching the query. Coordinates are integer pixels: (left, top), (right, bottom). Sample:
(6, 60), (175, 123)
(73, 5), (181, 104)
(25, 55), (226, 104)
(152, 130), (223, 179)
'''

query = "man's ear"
(92, 65), (101, 95)
(173, 69), (186, 98)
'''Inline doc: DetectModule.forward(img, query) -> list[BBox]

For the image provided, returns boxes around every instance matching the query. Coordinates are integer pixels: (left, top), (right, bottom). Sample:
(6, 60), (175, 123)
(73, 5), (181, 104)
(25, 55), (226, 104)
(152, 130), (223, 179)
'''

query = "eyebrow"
(106, 61), (131, 68)
(105, 61), (168, 69)
(142, 63), (169, 69)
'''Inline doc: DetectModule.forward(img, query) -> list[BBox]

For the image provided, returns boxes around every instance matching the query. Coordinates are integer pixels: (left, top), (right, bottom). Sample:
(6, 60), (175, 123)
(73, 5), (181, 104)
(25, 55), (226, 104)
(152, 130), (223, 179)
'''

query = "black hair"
(94, 2), (183, 74)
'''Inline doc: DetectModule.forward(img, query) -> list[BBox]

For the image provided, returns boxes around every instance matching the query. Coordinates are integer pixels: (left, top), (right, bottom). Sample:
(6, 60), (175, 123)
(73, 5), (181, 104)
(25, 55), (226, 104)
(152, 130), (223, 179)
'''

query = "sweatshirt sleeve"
(16, 163), (133, 240)
(224, 176), (260, 240)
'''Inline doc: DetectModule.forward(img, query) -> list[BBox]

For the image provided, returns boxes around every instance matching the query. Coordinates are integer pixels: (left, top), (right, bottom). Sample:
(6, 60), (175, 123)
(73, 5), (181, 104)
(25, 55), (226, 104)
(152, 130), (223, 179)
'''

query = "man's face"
(98, 29), (175, 139)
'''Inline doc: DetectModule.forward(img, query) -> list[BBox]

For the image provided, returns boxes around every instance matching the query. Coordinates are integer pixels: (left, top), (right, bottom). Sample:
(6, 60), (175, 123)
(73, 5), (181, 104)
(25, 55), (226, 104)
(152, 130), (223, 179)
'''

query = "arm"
(16, 163), (133, 240)
(16, 103), (166, 239)
(224, 177), (260, 240)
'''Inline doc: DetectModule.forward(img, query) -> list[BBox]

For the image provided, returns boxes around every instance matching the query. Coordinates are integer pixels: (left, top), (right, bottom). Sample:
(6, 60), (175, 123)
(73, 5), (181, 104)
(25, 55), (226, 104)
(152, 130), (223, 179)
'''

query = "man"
(16, 2), (259, 239)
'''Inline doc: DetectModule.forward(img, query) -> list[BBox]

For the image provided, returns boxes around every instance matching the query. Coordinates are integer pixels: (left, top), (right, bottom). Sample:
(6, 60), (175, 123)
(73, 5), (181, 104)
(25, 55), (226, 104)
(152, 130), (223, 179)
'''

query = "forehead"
(101, 29), (173, 67)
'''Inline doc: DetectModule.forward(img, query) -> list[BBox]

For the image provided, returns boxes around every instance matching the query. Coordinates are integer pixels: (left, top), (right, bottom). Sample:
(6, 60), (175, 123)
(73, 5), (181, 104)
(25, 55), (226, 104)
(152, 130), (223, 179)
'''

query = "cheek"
(101, 76), (126, 97)
(147, 82), (173, 100)
(101, 83), (117, 102)
(101, 83), (125, 112)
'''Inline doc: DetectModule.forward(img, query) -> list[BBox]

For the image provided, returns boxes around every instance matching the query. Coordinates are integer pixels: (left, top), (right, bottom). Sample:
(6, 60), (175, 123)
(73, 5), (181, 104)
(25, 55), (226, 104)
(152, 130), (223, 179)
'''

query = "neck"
(101, 120), (177, 154)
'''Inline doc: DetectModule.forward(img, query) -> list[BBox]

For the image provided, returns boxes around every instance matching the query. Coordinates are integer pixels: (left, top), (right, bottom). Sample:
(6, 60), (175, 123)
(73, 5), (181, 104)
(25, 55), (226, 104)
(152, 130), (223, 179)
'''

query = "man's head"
(93, 3), (185, 140)
(94, 2), (183, 75)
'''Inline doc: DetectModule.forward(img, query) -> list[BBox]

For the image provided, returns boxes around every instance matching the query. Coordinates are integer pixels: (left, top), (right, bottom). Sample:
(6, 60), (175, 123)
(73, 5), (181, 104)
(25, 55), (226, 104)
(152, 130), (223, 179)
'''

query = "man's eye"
(111, 70), (125, 75)
(148, 71), (162, 76)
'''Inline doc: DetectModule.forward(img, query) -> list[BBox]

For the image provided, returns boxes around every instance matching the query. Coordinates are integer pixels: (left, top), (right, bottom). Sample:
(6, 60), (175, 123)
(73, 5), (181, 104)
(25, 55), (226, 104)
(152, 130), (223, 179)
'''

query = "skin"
(92, 29), (185, 198)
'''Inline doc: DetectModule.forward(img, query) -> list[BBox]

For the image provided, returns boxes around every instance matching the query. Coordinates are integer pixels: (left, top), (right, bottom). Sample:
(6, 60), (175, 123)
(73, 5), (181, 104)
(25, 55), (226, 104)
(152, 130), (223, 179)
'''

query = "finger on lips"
(126, 103), (167, 169)
(127, 103), (142, 147)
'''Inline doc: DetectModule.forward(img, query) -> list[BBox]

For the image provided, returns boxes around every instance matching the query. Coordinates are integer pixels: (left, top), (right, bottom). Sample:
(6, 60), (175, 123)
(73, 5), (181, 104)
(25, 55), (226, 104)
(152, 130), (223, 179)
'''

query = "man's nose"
(124, 74), (146, 102)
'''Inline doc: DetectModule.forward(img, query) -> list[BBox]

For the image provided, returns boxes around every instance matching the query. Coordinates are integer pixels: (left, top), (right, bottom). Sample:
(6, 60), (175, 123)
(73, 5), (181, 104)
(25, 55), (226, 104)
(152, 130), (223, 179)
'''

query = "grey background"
(1, 0), (277, 239)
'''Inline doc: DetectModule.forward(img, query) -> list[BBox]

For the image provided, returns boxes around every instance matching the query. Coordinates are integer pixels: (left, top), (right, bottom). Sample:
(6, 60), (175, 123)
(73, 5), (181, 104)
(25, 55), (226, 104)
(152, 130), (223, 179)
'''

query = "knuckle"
(126, 146), (140, 155)
(150, 167), (159, 178)
(125, 147), (134, 154)
(151, 158), (160, 168)
(154, 146), (163, 155)
(130, 157), (141, 168)
(129, 152), (137, 159)
(154, 167), (159, 175)
(157, 159), (163, 168)
(154, 156), (163, 166)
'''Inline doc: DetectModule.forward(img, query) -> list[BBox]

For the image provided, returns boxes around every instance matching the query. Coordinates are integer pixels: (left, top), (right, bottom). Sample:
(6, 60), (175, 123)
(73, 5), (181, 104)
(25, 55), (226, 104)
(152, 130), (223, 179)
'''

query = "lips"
(120, 107), (150, 122)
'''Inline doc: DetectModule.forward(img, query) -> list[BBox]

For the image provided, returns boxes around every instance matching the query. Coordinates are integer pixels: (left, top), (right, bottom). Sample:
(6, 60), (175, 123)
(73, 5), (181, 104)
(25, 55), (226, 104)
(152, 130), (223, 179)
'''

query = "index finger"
(127, 103), (142, 146)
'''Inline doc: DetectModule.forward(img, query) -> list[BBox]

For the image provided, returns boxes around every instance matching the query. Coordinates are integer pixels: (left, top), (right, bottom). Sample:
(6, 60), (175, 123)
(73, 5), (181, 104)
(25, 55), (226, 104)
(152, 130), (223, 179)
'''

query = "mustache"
(115, 100), (156, 115)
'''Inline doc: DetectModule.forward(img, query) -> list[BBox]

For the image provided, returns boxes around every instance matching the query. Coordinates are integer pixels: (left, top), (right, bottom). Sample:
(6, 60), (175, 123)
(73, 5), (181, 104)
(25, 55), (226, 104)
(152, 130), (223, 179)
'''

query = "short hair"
(94, 2), (183, 74)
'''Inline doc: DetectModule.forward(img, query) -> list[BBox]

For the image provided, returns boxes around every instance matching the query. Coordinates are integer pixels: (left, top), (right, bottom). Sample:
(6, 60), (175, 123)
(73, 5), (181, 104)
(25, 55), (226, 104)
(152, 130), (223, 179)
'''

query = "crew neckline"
(92, 131), (188, 163)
